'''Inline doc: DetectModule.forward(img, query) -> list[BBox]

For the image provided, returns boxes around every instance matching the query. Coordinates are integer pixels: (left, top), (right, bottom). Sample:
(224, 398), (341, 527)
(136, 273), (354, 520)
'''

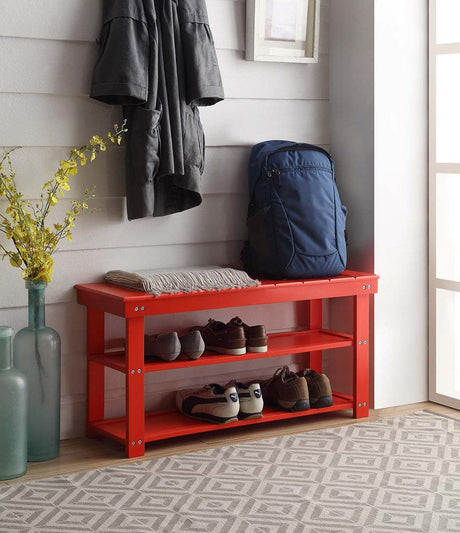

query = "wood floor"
(2, 401), (459, 486)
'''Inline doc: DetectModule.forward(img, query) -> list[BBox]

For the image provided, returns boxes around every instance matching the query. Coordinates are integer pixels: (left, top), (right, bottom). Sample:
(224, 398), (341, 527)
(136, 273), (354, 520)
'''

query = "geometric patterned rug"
(1, 410), (459, 533)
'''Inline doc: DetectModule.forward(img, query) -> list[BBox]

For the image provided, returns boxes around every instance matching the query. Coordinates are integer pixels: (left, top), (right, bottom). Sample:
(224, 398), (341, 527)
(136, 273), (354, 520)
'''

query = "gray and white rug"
(1, 411), (459, 533)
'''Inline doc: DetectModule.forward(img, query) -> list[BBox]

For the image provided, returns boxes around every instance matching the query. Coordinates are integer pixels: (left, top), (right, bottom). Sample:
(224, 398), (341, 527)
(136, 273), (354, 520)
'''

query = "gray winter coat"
(90, 0), (224, 219)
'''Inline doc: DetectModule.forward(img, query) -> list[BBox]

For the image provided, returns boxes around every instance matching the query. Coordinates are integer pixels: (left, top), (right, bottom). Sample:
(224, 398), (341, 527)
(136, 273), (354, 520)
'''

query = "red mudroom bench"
(75, 270), (378, 458)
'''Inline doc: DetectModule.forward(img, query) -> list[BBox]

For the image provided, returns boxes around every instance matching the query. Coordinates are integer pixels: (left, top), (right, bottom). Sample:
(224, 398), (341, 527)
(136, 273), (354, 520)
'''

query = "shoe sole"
(179, 409), (239, 424)
(206, 346), (246, 355)
(247, 345), (268, 353)
(238, 411), (263, 420)
(145, 351), (180, 362)
(276, 398), (310, 412)
(183, 351), (204, 360)
(310, 396), (333, 408)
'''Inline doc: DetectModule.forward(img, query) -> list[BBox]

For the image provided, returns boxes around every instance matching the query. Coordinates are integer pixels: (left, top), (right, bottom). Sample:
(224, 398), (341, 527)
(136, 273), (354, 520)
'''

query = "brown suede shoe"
(297, 369), (333, 408)
(227, 316), (268, 353)
(261, 366), (310, 412)
(194, 319), (246, 355)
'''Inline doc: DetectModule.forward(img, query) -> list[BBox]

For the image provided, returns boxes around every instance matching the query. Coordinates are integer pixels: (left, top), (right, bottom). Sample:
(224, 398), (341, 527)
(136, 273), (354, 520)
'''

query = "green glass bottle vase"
(13, 281), (61, 462)
(0, 326), (28, 480)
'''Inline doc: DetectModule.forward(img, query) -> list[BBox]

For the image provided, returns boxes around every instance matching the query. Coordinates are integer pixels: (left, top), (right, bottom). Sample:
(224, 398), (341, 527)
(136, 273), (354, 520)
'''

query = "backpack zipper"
(272, 143), (333, 162)
(266, 144), (334, 187)
(267, 168), (281, 185)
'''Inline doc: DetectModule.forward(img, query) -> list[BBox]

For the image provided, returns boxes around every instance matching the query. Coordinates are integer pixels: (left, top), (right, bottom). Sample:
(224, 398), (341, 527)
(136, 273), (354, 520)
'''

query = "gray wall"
(0, 0), (331, 437)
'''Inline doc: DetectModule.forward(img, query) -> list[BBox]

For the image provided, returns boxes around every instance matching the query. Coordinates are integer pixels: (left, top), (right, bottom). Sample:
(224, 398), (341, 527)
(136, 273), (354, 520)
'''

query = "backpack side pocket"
(246, 194), (294, 277)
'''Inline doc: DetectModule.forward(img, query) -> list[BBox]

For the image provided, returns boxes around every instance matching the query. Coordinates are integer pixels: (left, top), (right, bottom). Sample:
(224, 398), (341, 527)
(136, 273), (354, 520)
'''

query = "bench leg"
(353, 294), (370, 418)
(308, 299), (323, 372)
(87, 308), (105, 438)
(125, 316), (145, 458)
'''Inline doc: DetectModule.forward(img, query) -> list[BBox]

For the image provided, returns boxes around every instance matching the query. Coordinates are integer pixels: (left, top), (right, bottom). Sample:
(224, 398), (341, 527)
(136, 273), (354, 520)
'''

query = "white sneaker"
(226, 380), (264, 420)
(176, 384), (239, 424)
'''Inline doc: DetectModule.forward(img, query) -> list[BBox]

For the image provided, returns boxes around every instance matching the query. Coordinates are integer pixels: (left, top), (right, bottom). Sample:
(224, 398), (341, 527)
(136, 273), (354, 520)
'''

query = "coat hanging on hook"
(90, 0), (224, 220)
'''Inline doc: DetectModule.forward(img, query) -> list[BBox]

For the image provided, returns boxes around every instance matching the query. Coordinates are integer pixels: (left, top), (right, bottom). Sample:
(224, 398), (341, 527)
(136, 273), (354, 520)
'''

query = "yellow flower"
(0, 120), (127, 282)
(9, 253), (22, 267)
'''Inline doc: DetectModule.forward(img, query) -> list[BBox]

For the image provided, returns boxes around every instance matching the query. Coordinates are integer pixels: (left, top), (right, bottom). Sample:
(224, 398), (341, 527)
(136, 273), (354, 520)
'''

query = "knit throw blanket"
(104, 266), (260, 297)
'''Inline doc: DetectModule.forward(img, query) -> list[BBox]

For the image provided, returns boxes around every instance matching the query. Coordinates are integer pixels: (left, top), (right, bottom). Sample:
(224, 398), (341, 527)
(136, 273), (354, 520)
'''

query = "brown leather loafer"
(194, 319), (246, 355)
(227, 316), (268, 353)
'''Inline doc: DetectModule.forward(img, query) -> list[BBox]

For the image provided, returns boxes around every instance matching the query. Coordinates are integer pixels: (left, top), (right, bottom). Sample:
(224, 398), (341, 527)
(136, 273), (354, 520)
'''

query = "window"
(429, 0), (460, 408)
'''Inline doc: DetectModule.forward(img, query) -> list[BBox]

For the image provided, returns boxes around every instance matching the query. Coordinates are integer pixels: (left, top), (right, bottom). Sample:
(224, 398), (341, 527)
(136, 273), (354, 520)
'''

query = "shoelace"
(262, 365), (290, 388)
(192, 383), (225, 396)
(230, 317), (244, 327)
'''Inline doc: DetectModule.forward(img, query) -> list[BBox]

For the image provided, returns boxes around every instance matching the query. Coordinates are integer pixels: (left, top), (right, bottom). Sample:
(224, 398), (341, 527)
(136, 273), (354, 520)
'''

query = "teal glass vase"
(13, 281), (61, 462)
(0, 326), (28, 480)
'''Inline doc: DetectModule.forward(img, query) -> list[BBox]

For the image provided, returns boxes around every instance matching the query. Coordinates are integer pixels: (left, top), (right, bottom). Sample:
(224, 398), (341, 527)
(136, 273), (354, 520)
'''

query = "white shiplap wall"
(0, 0), (330, 438)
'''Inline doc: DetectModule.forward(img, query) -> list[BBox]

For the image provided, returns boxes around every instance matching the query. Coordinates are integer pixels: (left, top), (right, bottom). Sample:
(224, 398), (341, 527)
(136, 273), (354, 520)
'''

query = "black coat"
(91, 0), (224, 219)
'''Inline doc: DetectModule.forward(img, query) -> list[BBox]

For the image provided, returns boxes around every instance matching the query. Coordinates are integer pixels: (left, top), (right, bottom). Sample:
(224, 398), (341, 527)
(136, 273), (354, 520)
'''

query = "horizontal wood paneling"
(220, 52), (328, 100)
(0, 0), (330, 440)
(5, 146), (251, 198)
(0, 94), (329, 146)
(0, 240), (246, 308)
(0, 0), (328, 54)
(0, 38), (97, 95)
(0, 193), (247, 252)
(0, 93), (123, 146)
(0, 0), (103, 42)
(0, 38), (329, 100)
(200, 99), (329, 145)
(5, 142), (330, 200)
(0, 0), (244, 48)
(5, 145), (127, 198)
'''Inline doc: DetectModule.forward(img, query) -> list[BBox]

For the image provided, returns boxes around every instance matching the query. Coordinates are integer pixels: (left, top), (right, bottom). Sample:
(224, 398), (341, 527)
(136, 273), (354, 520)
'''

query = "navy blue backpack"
(242, 141), (347, 279)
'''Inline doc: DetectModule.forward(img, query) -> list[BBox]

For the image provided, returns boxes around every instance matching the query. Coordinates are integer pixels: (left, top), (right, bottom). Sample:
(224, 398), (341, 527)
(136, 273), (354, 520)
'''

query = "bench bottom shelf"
(89, 393), (354, 446)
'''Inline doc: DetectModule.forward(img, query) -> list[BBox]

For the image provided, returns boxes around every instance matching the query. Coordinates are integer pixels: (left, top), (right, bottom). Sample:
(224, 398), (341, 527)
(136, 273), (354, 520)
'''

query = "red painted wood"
(308, 299), (323, 373)
(75, 271), (378, 318)
(353, 294), (370, 418)
(89, 329), (353, 374)
(77, 271), (378, 457)
(89, 394), (353, 443)
(87, 308), (105, 438)
(125, 316), (145, 458)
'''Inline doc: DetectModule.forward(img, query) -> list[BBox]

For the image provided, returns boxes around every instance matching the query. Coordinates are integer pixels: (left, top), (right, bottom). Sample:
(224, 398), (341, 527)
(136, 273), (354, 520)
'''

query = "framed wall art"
(246, 0), (320, 63)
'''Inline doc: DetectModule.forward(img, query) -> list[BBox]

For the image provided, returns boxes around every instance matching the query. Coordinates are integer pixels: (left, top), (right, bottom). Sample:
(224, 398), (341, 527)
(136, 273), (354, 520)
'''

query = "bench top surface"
(75, 270), (378, 304)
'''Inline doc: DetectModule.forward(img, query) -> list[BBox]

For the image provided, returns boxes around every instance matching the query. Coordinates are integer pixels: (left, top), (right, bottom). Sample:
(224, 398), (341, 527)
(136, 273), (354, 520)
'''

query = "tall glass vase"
(13, 281), (61, 461)
(0, 326), (27, 480)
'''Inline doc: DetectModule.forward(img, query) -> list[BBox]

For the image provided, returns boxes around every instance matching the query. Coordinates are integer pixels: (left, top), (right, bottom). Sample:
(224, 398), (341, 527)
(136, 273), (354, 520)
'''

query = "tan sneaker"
(194, 319), (246, 355)
(297, 369), (333, 408)
(176, 383), (239, 424)
(261, 366), (310, 412)
(224, 379), (264, 419)
(227, 316), (268, 353)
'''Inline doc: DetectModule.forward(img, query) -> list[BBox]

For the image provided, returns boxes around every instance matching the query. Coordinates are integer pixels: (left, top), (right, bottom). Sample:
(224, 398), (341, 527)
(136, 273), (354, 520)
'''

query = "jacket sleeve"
(178, 0), (224, 107)
(90, 0), (150, 105)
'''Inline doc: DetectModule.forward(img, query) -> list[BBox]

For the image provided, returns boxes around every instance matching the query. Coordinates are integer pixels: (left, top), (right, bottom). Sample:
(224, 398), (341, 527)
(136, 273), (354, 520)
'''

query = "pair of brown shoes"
(261, 366), (333, 412)
(195, 317), (268, 356)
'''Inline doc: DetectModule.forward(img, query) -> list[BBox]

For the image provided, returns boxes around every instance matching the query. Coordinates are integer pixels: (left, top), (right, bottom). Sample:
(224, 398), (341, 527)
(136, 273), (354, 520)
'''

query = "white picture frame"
(246, 0), (320, 63)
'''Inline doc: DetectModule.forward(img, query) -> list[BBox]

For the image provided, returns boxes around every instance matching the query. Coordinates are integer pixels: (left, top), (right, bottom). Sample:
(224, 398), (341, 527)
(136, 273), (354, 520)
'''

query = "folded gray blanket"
(104, 266), (260, 296)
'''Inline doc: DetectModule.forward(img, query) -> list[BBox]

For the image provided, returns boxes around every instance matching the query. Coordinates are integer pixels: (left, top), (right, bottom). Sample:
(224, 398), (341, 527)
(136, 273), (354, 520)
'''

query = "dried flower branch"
(0, 120), (128, 282)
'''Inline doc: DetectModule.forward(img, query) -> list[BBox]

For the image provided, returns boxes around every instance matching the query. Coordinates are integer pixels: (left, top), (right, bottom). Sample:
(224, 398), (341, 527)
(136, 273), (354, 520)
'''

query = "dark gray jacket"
(90, 0), (224, 219)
